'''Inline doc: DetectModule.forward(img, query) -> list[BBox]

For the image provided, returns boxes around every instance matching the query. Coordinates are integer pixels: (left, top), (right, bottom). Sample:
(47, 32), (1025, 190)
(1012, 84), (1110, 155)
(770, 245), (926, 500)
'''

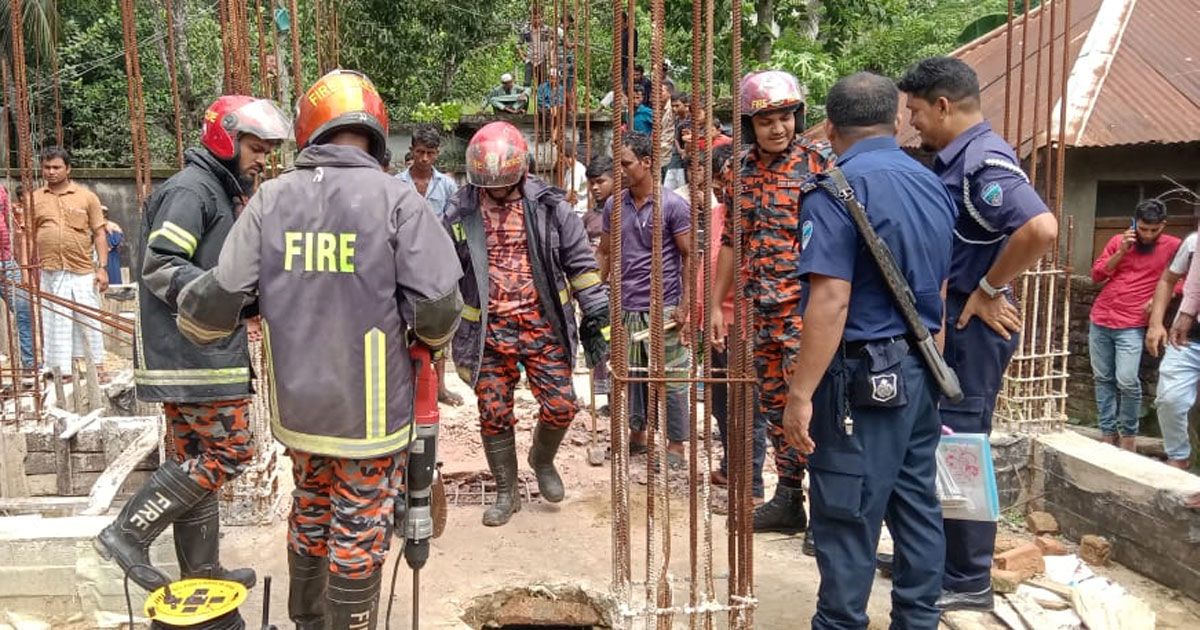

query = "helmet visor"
(232, 99), (294, 143)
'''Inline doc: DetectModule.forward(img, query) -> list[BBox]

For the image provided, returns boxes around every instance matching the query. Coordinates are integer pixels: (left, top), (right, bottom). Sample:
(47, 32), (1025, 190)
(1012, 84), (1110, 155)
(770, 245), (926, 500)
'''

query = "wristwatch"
(978, 276), (1010, 300)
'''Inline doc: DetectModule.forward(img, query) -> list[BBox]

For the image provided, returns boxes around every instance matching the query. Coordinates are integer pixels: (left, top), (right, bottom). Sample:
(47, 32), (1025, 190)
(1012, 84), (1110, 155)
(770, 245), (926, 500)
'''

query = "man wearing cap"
(488, 74), (529, 114)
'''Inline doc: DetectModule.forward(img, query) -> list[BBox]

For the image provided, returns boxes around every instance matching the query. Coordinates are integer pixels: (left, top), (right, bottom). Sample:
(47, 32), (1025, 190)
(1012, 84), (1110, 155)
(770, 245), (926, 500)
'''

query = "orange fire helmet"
(295, 69), (390, 163)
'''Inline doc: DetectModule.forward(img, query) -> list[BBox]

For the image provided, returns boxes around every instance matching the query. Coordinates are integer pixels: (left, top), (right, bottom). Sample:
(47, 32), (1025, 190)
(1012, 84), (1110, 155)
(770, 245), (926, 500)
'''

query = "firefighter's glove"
(580, 304), (611, 369)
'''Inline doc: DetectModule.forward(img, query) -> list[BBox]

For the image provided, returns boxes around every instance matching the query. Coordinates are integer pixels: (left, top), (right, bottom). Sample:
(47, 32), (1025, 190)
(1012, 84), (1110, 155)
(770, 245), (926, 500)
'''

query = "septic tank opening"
(461, 584), (613, 630)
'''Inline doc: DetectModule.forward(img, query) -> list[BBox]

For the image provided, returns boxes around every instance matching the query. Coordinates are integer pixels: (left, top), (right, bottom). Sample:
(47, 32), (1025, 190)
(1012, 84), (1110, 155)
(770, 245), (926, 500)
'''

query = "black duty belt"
(845, 335), (915, 356)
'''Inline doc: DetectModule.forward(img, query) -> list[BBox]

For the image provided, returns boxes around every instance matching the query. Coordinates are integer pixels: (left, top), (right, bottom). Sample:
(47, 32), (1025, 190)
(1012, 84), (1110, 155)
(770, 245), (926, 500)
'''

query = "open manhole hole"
(443, 470), (542, 506)
(461, 584), (614, 629)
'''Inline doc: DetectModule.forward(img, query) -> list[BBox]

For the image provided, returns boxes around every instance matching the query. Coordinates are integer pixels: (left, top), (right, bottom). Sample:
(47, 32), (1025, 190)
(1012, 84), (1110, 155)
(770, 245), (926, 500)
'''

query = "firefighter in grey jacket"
(176, 70), (462, 629)
(96, 95), (291, 592)
(445, 121), (609, 527)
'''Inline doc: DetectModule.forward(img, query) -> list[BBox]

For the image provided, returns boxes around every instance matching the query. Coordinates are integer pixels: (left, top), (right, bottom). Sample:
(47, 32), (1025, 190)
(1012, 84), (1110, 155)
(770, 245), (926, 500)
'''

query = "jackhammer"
(397, 342), (440, 630)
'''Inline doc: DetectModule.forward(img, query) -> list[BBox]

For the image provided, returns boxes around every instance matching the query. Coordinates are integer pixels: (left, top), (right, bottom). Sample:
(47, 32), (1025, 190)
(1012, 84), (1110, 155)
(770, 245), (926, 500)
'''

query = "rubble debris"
(994, 542), (1045, 579)
(1036, 597), (1071, 611)
(1026, 510), (1060, 535)
(991, 568), (1023, 594)
(994, 532), (1026, 555)
(1080, 535), (1112, 566)
(1043, 554), (1095, 586)
(1072, 578), (1155, 630)
(1035, 535), (1068, 556)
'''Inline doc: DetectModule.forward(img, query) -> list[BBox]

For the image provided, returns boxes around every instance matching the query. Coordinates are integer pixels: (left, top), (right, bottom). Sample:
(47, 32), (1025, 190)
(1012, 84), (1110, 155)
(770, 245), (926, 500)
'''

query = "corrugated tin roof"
(812, 0), (1200, 152)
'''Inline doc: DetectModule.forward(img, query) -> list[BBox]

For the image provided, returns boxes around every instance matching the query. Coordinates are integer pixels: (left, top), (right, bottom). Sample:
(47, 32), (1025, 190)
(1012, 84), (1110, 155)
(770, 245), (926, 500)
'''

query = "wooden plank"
(52, 417), (72, 495)
(52, 368), (67, 414)
(26, 473), (59, 496)
(1005, 593), (1067, 630)
(81, 423), (160, 515)
(69, 452), (113, 473)
(71, 362), (85, 413)
(85, 358), (103, 412)
(59, 408), (103, 440)
(0, 496), (89, 515)
(992, 598), (1030, 630)
(1027, 578), (1076, 601)
(24, 431), (56, 453)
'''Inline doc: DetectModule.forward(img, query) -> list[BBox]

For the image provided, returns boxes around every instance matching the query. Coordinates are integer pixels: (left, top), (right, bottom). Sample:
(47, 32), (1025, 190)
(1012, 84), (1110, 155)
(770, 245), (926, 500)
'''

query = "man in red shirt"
(1090, 199), (1180, 450)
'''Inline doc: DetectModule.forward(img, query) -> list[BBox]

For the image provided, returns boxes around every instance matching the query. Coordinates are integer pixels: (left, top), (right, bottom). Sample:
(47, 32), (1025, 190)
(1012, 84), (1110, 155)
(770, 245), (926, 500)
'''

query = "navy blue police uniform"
(797, 135), (958, 629)
(934, 121), (1049, 596)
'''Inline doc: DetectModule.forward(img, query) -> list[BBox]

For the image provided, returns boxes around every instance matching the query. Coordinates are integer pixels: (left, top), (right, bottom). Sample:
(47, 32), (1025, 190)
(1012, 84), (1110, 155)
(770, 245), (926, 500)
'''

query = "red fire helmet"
(200, 95), (292, 161)
(465, 122), (529, 188)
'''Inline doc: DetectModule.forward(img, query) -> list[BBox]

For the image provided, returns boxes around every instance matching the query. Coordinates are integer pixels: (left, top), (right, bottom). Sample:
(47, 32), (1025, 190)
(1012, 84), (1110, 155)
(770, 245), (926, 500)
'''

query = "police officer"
(96, 95), (291, 592)
(898, 57), (1057, 612)
(177, 70), (463, 629)
(782, 71), (957, 629)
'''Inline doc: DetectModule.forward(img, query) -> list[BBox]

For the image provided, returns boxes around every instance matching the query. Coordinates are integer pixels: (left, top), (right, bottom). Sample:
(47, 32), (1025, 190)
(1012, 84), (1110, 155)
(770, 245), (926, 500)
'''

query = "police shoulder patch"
(981, 182), (1004, 207)
(801, 220), (814, 250)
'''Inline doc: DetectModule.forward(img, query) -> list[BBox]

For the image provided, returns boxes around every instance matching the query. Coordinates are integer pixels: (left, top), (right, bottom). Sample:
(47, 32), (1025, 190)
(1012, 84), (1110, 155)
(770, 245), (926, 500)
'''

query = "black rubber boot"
(527, 423), (568, 503)
(173, 492), (257, 588)
(802, 530), (816, 557)
(482, 430), (522, 526)
(327, 571), (381, 630)
(288, 550), (328, 629)
(94, 461), (207, 590)
(876, 552), (894, 579)
(937, 587), (994, 612)
(752, 483), (808, 534)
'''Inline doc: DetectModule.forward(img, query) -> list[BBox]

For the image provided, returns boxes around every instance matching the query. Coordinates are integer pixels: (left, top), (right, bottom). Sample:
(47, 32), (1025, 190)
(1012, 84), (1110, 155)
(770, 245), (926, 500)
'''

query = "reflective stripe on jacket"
(135, 148), (252, 403)
(444, 177), (607, 387)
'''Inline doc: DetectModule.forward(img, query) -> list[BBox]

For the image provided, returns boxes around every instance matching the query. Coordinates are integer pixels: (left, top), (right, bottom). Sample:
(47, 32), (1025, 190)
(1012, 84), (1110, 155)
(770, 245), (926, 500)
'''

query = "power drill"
(403, 343), (439, 628)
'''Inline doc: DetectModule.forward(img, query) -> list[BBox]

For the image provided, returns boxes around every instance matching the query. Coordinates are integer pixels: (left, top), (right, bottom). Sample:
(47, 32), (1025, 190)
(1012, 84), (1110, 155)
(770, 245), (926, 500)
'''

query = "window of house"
(1093, 180), (1200, 261)
(1096, 180), (1200, 218)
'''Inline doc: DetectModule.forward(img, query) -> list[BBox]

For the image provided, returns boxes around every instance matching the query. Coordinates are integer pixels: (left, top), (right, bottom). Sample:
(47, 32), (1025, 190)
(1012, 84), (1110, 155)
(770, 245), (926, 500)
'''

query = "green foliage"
(958, 1), (1040, 44)
(28, 0), (1030, 167)
(409, 102), (465, 131)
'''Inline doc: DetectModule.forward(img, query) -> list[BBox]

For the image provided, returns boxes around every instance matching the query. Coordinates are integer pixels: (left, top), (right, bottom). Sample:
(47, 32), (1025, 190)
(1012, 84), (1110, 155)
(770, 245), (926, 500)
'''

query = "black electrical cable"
(384, 537), (406, 630)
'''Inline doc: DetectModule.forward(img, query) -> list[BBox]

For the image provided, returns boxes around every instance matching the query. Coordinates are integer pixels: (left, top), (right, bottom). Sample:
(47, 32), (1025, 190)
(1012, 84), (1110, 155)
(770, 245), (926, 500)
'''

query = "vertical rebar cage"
(994, 0), (1074, 434)
(606, 0), (756, 626)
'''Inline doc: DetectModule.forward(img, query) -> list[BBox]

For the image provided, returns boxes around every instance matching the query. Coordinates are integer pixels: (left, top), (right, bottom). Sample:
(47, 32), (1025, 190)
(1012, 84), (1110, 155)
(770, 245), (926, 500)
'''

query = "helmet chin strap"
(205, 146), (251, 199)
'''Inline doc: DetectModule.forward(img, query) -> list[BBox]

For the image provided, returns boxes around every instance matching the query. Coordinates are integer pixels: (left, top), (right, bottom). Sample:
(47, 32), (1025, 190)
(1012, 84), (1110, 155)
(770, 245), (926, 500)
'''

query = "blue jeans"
(1089, 323), (1145, 437)
(1154, 343), (1200, 461)
(0, 260), (34, 368)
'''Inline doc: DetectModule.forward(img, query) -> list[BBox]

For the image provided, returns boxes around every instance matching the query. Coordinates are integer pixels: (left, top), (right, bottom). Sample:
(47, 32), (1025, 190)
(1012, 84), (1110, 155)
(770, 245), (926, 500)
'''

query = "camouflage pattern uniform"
(165, 400), (254, 492)
(474, 197), (579, 436)
(287, 452), (406, 578)
(724, 137), (831, 486)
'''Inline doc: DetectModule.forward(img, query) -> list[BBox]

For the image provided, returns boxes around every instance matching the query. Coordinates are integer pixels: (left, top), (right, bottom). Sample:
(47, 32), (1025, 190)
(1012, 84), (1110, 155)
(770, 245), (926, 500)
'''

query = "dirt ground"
(210, 372), (1200, 629)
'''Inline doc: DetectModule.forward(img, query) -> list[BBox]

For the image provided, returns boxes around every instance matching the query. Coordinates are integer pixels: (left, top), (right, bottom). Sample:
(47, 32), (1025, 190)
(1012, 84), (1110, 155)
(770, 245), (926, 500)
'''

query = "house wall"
(1062, 143), (1200, 427)
(1063, 143), (1200, 272)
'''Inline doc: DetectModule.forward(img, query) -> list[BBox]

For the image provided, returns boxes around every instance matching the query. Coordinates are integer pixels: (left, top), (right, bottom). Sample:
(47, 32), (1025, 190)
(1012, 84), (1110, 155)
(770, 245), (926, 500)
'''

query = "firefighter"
(175, 70), (463, 629)
(444, 121), (609, 527)
(710, 70), (832, 542)
(95, 95), (291, 592)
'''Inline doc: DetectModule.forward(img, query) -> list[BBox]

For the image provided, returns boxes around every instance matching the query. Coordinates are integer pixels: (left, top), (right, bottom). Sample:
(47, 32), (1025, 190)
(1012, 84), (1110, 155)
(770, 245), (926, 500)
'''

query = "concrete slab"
(1036, 431), (1200, 601)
